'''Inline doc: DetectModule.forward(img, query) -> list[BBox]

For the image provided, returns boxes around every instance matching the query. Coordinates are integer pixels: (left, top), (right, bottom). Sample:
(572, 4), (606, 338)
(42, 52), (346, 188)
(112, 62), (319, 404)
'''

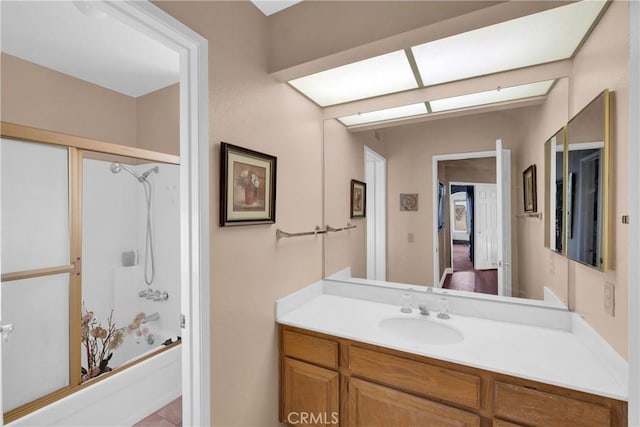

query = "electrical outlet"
(408, 232), (415, 243)
(604, 282), (615, 317)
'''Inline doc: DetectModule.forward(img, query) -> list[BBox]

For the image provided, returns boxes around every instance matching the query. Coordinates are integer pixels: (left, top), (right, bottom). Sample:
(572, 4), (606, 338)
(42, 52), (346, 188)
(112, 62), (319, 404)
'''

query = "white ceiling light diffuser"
(411, 0), (607, 86)
(338, 80), (553, 127)
(430, 80), (554, 112)
(338, 103), (427, 126)
(289, 50), (418, 107)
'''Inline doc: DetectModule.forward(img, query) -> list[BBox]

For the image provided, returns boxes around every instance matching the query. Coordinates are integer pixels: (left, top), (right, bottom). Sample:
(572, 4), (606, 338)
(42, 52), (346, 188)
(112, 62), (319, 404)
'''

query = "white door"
(474, 184), (498, 270)
(496, 139), (512, 297)
(365, 147), (386, 281)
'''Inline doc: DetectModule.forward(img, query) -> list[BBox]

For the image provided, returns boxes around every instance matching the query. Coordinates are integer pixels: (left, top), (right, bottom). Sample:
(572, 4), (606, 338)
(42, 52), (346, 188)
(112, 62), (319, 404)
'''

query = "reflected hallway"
(444, 243), (498, 295)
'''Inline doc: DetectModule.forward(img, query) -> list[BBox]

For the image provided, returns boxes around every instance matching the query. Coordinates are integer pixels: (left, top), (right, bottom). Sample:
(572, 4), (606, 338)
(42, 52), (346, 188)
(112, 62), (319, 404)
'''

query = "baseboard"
(437, 267), (453, 288)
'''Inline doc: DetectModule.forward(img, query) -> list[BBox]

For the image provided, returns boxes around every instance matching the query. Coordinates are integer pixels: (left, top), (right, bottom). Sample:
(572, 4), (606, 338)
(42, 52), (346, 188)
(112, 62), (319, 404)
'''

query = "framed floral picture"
(350, 179), (366, 218)
(220, 142), (277, 226)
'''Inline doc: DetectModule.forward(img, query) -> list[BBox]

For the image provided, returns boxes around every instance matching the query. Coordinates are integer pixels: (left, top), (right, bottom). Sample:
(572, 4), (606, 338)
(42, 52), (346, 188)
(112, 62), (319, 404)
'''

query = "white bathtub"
(7, 345), (181, 426)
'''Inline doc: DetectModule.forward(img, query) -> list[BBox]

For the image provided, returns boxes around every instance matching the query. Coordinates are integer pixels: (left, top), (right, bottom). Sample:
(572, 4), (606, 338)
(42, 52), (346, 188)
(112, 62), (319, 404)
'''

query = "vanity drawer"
(349, 346), (481, 409)
(282, 330), (339, 369)
(494, 381), (611, 427)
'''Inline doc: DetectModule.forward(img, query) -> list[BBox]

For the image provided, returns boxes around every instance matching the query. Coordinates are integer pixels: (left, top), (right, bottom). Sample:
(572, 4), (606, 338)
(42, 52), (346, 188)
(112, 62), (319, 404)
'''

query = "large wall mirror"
(565, 90), (611, 271)
(322, 77), (571, 308)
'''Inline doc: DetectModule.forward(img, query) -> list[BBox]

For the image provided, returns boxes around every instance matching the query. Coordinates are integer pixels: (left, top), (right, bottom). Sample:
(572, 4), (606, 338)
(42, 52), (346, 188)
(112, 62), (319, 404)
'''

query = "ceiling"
(1, 1), (179, 98)
(287, 0), (608, 128)
(251, 0), (302, 16)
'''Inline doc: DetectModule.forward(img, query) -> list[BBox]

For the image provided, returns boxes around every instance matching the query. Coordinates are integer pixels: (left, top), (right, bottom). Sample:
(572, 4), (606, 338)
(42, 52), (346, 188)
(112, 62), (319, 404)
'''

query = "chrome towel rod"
(276, 223), (357, 239)
(326, 223), (357, 232)
(276, 226), (327, 239)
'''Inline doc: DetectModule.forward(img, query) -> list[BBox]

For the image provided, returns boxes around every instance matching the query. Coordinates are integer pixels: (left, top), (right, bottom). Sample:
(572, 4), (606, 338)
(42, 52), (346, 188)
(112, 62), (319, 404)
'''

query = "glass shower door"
(0, 138), (74, 414)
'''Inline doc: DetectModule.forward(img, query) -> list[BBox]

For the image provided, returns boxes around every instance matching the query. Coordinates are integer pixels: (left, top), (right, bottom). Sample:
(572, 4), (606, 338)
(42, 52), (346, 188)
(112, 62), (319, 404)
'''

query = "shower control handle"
(1, 323), (15, 343)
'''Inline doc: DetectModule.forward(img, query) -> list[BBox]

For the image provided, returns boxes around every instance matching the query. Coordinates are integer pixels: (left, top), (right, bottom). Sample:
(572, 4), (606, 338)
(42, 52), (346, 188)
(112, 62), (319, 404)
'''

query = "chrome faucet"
(418, 304), (430, 316)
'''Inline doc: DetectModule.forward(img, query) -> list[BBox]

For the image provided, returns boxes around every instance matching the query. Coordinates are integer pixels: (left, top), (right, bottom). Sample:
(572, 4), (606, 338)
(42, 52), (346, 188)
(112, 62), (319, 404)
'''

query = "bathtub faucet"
(143, 312), (160, 323)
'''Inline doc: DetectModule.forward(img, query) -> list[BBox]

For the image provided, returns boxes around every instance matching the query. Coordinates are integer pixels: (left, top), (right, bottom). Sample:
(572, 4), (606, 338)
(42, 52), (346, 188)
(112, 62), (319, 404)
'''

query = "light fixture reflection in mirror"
(565, 90), (611, 271)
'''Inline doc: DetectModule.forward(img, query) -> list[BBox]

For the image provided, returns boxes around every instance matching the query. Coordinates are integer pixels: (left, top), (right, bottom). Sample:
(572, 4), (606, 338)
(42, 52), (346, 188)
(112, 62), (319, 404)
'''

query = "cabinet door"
(282, 357), (339, 427)
(348, 378), (480, 427)
(494, 381), (611, 427)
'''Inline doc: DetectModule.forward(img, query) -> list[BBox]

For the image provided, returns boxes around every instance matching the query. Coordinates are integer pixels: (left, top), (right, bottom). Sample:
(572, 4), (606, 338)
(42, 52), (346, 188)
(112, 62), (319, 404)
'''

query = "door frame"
(87, 3), (210, 425)
(628, 1), (639, 424)
(364, 146), (386, 281)
(432, 151), (497, 286)
(0, 2), (210, 425)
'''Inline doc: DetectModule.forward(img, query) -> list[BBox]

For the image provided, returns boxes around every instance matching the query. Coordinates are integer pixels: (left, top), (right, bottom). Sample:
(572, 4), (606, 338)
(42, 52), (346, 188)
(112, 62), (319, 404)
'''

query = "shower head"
(140, 166), (159, 181)
(110, 162), (158, 183)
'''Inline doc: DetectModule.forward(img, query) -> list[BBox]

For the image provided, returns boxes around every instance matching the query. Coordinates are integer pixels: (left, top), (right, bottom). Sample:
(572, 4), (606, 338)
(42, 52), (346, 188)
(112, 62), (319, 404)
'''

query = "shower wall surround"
(82, 158), (180, 368)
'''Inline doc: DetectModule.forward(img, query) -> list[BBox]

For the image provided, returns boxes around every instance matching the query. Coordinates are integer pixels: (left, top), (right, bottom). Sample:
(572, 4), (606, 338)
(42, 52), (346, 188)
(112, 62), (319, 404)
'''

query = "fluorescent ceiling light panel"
(411, 1), (606, 86)
(430, 80), (554, 112)
(338, 103), (427, 126)
(289, 51), (418, 107)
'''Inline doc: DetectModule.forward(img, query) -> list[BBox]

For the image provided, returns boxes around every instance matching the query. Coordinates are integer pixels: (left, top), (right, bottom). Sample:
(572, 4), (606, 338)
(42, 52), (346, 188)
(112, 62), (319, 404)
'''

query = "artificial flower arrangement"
(81, 307), (147, 382)
(236, 168), (261, 191)
(235, 168), (262, 205)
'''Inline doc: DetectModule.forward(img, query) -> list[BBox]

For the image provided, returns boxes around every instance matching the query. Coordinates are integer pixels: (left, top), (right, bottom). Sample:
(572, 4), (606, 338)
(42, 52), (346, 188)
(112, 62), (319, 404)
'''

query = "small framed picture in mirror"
(523, 164), (537, 213)
(400, 193), (418, 211)
(351, 179), (366, 218)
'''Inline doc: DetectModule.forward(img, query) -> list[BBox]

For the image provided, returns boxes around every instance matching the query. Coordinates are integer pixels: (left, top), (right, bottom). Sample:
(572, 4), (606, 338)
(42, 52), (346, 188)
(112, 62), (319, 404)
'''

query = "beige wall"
(516, 0), (629, 357)
(516, 78), (570, 303)
(1, 53), (179, 154)
(155, 2), (324, 426)
(136, 84), (179, 155)
(323, 119), (374, 279)
(1, 53), (137, 147)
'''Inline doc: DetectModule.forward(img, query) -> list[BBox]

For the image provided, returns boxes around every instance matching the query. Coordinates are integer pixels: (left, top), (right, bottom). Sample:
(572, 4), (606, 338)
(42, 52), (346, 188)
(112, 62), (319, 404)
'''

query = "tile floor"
(133, 397), (182, 427)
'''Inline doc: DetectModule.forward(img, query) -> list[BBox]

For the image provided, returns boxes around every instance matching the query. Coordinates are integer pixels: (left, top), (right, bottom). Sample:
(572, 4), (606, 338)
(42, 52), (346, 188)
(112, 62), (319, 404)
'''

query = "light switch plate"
(408, 232), (415, 243)
(604, 282), (615, 317)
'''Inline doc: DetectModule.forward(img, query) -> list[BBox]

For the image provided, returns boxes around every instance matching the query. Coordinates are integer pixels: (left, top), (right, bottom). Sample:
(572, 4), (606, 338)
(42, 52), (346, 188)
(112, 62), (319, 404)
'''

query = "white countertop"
(277, 291), (628, 401)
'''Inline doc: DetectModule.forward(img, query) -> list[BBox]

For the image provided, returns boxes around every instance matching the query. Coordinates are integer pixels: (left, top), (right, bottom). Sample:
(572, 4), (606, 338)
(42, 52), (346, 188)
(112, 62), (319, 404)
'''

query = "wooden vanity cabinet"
(348, 378), (480, 427)
(279, 325), (627, 427)
(282, 357), (339, 427)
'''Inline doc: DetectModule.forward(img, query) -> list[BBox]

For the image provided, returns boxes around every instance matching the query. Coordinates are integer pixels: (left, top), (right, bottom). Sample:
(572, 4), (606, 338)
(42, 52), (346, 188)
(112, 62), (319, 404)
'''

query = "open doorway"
(444, 181), (498, 295)
(449, 184), (474, 272)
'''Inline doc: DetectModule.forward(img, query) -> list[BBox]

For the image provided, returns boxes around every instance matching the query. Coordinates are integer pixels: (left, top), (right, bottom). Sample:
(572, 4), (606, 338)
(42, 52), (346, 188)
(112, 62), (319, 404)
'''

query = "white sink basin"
(378, 317), (464, 345)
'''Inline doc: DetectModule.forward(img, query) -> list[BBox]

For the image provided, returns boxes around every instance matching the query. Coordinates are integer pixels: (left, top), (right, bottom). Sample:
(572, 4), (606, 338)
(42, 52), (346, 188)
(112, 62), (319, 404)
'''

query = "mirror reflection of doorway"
(442, 180), (498, 295)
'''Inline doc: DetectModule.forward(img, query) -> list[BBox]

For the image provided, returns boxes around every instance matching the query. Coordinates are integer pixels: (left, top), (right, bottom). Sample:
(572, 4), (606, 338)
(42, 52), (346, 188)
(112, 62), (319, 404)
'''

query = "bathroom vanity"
(277, 281), (628, 426)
